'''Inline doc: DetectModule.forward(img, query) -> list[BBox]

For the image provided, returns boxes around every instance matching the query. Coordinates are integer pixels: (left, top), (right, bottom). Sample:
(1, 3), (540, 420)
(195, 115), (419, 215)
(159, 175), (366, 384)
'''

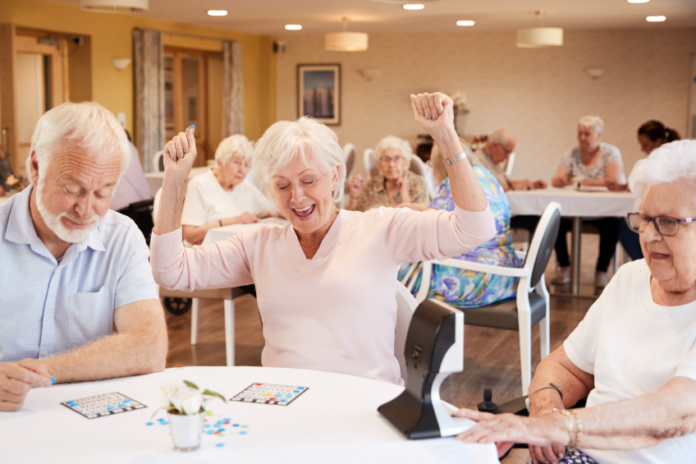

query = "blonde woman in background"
(346, 136), (431, 211)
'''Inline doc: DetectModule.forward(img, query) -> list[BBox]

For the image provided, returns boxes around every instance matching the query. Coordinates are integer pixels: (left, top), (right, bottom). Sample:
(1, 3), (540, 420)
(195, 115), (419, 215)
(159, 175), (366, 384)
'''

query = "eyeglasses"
(378, 156), (406, 165)
(627, 212), (696, 237)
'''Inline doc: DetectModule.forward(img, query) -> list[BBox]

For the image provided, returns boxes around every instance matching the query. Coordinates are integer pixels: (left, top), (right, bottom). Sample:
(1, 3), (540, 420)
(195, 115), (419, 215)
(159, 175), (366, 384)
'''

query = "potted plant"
(160, 380), (226, 451)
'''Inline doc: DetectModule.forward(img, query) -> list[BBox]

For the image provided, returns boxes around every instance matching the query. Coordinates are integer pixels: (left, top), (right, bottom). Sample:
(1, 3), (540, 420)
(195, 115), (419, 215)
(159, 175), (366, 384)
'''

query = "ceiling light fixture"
(516, 10), (563, 48)
(285, 24), (302, 30)
(627, 0), (650, 3)
(80, 0), (148, 12)
(646, 15), (666, 22)
(403, 4), (424, 10)
(325, 17), (368, 52)
(208, 10), (227, 16)
(456, 20), (475, 27)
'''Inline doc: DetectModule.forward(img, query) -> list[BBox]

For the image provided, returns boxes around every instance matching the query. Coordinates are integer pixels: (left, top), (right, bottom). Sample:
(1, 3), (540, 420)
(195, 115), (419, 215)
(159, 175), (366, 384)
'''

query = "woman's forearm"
(153, 177), (186, 236)
(183, 223), (219, 246)
(436, 128), (487, 212)
(575, 376), (696, 450)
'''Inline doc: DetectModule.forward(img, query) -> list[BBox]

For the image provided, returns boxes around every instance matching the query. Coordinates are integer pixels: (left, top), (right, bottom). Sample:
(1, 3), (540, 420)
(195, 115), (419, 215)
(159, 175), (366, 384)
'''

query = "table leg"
(571, 217), (582, 295)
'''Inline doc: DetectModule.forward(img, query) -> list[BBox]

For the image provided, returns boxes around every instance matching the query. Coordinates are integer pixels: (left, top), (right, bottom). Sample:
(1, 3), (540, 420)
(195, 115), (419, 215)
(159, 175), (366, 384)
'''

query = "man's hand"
(533, 180), (548, 189)
(0, 359), (53, 412)
(231, 212), (259, 225)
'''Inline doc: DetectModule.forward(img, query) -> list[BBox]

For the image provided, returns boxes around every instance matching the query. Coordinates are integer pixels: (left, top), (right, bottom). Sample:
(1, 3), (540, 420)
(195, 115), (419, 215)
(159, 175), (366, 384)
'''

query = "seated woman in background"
(346, 136), (431, 211)
(457, 140), (696, 464)
(551, 116), (625, 288)
(398, 141), (522, 309)
(608, 120), (681, 261)
(181, 134), (271, 245)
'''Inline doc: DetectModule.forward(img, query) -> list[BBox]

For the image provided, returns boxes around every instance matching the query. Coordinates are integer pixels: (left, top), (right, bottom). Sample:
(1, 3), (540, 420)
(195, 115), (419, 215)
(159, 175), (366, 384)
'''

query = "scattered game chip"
(61, 393), (146, 419)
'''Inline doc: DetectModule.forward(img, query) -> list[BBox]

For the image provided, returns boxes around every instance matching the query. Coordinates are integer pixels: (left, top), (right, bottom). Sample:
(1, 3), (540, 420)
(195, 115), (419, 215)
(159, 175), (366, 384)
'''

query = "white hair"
(373, 136), (412, 164)
(26, 102), (130, 183)
(215, 134), (254, 166)
(629, 140), (696, 207)
(252, 117), (346, 208)
(579, 115), (604, 134)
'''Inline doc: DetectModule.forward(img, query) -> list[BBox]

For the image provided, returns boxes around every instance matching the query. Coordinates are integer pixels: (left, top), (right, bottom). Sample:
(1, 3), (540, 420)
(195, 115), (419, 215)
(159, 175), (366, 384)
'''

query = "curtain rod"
(158, 30), (232, 43)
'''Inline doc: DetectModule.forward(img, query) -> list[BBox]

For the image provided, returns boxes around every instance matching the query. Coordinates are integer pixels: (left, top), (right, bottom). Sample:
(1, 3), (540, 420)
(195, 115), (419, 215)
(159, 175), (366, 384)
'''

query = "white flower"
(162, 382), (203, 415)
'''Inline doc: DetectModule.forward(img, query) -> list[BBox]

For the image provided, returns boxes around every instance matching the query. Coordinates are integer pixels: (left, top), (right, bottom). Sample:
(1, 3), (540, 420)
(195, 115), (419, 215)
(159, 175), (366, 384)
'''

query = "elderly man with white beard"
(0, 102), (167, 412)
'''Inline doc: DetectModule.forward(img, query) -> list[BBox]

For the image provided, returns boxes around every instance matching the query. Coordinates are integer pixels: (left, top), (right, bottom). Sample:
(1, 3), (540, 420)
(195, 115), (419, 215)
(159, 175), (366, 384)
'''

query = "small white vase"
(168, 412), (204, 451)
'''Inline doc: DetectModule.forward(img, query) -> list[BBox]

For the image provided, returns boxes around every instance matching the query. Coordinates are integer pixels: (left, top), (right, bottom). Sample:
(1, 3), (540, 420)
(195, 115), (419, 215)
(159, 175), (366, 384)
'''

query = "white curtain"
(133, 29), (165, 173)
(223, 40), (244, 137)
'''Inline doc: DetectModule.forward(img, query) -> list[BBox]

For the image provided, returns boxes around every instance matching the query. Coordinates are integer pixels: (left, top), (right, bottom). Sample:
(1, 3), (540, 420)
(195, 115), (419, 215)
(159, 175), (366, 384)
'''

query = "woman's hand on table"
(606, 180), (628, 191)
(533, 179), (548, 189)
(453, 408), (569, 462)
(163, 127), (197, 187)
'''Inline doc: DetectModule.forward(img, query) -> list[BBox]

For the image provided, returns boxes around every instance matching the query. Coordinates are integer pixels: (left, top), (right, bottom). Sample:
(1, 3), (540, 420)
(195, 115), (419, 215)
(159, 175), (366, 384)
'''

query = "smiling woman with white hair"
(551, 115), (626, 288)
(346, 135), (431, 212)
(456, 140), (696, 464)
(150, 92), (496, 384)
(181, 134), (271, 246)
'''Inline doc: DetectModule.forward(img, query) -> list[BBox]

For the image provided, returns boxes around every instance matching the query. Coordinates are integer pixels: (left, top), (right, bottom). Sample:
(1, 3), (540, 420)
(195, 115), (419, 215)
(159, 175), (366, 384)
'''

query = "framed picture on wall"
(297, 64), (341, 125)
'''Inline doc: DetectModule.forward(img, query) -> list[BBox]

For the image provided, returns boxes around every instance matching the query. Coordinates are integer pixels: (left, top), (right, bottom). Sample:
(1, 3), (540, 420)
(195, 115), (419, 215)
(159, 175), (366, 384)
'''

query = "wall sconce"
(112, 59), (132, 70)
(585, 67), (606, 79)
(358, 69), (381, 81)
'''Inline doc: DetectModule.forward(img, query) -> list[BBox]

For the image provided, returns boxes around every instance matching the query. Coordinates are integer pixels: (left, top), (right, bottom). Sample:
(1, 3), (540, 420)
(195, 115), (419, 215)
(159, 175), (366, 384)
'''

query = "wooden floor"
(164, 234), (613, 463)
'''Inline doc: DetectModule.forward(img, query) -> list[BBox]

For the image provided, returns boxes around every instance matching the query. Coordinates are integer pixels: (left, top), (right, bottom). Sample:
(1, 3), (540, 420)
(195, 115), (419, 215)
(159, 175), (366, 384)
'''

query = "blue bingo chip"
(106, 406), (115, 410)
(216, 443), (224, 447)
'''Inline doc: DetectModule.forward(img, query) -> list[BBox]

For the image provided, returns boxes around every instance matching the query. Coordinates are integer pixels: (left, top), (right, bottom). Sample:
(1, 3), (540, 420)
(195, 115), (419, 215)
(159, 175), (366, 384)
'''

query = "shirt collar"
(5, 185), (105, 254)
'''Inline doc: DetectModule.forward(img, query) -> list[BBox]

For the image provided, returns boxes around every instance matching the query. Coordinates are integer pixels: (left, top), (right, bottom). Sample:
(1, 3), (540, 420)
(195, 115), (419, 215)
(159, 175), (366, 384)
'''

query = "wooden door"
(164, 47), (207, 164)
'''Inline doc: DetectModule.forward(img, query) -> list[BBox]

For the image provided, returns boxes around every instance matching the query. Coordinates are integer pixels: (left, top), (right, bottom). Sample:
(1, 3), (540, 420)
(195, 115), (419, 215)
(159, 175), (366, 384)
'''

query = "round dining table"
(3, 366), (498, 464)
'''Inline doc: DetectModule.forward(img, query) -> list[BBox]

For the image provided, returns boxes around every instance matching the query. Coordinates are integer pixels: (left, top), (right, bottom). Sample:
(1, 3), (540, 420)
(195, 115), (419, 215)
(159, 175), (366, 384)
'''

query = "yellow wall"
(0, 0), (277, 142)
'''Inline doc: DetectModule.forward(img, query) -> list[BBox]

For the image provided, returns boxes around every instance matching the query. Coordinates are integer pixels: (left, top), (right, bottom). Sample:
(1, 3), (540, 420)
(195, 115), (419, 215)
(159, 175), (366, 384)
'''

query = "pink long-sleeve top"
(151, 205), (496, 384)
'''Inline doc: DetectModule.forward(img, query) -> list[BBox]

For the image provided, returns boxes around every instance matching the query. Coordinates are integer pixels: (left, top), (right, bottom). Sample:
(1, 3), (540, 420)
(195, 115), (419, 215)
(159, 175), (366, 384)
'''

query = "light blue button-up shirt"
(0, 186), (159, 363)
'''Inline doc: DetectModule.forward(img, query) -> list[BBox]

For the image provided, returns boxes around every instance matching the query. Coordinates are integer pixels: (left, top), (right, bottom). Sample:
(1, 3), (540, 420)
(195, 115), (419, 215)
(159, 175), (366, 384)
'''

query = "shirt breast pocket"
(69, 287), (113, 348)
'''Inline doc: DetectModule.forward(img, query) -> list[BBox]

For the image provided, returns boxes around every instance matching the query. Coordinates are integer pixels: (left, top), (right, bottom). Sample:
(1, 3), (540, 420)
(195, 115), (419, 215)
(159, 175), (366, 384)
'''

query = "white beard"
(36, 181), (103, 243)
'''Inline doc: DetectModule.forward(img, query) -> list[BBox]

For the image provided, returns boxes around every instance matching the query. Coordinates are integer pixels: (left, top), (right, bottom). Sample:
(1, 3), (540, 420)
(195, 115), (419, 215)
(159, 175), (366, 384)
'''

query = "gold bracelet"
(570, 409), (582, 449)
(553, 408), (575, 448)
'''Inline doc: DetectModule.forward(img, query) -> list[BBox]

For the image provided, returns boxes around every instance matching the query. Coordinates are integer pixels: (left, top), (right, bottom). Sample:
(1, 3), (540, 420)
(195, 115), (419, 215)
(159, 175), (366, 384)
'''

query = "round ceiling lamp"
(325, 18), (368, 52)
(81, 0), (148, 12)
(516, 10), (563, 48)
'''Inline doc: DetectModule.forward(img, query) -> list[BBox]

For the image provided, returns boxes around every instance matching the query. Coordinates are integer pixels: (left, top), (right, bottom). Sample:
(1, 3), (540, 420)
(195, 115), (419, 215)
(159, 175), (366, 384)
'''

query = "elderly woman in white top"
(181, 134), (271, 245)
(551, 116), (626, 288)
(150, 93), (496, 384)
(456, 140), (696, 464)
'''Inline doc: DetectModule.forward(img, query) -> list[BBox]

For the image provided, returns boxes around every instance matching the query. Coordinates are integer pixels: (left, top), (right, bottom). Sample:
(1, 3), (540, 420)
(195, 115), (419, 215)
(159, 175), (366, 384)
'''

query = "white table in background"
(145, 166), (210, 198)
(507, 186), (636, 295)
(203, 217), (288, 244)
(2, 366), (497, 464)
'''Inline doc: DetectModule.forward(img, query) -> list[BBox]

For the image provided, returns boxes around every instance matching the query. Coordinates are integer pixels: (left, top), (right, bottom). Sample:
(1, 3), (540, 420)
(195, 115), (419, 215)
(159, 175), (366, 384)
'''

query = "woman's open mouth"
(292, 204), (315, 220)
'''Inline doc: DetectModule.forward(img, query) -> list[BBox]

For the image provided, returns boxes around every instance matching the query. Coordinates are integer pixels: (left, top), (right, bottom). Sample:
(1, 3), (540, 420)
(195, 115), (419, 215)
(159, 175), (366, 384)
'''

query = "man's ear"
(29, 151), (40, 186)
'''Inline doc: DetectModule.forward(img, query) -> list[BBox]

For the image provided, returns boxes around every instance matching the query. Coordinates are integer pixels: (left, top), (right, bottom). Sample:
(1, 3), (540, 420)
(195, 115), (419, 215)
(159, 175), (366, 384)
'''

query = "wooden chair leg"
(224, 299), (235, 367)
(190, 298), (200, 345)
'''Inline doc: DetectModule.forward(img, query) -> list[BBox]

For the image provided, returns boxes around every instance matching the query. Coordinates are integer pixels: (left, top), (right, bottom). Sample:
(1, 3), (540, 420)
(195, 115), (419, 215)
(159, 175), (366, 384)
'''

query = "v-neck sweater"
(151, 205), (496, 384)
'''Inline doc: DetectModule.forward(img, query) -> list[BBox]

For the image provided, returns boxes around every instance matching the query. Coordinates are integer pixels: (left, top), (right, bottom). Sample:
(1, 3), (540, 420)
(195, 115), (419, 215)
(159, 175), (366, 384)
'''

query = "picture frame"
(297, 64), (341, 125)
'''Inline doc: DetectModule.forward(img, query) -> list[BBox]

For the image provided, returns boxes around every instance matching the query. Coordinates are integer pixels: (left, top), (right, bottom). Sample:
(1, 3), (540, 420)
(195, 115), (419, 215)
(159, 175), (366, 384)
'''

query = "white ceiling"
(56, 0), (696, 34)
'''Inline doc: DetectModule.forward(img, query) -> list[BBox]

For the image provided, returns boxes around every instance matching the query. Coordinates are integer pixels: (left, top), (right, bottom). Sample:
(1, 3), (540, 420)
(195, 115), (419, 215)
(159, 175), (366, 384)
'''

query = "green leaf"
(183, 380), (199, 390)
(202, 389), (227, 403)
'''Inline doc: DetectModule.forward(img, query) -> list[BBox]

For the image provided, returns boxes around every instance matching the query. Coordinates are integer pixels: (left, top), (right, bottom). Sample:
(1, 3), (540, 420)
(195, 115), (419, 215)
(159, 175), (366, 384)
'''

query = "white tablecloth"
(145, 166), (210, 198)
(3, 366), (498, 464)
(506, 186), (636, 218)
(203, 218), (288, 244)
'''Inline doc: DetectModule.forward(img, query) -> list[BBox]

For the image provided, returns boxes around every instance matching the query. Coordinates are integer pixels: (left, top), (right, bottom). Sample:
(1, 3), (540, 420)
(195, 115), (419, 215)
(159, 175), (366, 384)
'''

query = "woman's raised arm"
(410, 93), (487, 212)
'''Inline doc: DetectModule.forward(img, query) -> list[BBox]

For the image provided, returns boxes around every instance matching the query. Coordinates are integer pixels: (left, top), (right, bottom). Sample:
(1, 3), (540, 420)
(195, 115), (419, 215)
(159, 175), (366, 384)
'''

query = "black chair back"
(529, 208), (561, 288)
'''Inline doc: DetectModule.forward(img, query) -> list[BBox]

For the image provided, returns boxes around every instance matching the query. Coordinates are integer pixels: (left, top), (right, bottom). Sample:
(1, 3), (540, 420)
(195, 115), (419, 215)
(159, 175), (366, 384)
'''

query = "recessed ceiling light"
(646, 15), (666, 22)
(207, 10), (227, 16)
(285, 24), (302, 30)
(627, 0), (649, 3)
(456, 20), (475, 26)
(403, 4), (424, 10)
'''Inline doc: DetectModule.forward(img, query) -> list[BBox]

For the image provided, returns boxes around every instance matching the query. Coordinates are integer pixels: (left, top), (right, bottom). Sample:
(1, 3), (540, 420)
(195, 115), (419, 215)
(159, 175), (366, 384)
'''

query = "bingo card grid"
(230, 383), (309, 406)
(60, 392), (146, 419)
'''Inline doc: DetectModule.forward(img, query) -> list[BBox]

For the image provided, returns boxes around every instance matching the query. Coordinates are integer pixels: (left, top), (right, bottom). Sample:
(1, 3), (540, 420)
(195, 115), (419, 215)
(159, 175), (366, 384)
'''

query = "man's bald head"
(486, 129), (516, 164)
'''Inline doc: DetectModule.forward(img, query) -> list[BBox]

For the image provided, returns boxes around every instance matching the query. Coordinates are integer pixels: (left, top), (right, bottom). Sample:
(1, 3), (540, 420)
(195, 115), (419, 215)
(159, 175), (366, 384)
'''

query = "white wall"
(277, 28), (696, 182)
